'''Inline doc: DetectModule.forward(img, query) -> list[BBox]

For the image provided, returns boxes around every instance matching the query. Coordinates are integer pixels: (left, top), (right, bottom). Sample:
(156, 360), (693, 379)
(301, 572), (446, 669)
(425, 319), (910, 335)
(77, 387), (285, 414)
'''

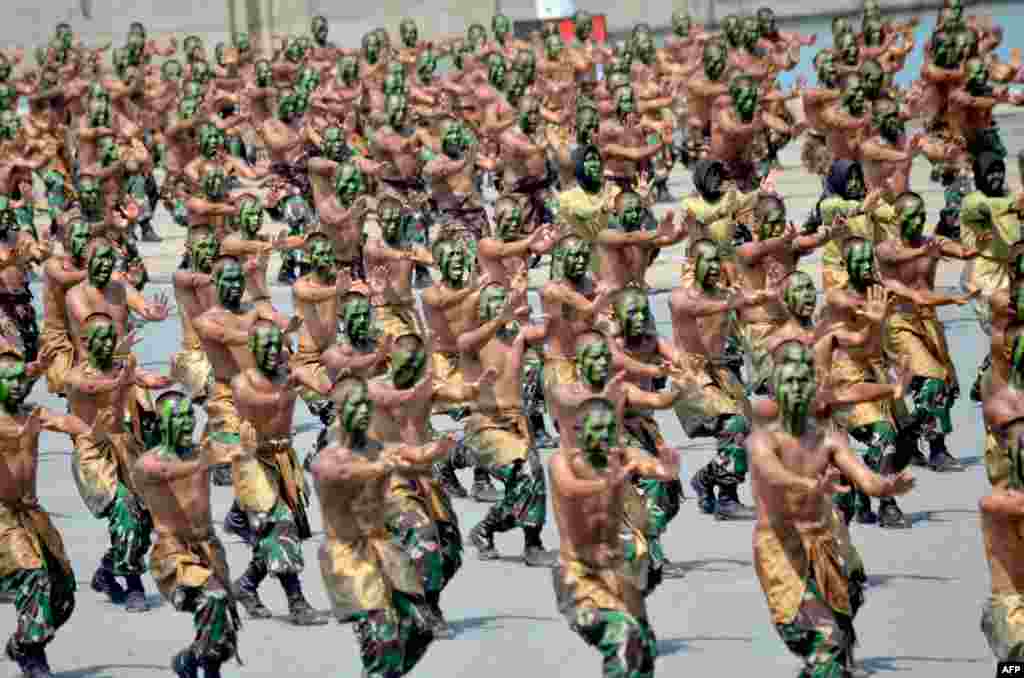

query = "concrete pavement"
(2, 112), (1020, 677)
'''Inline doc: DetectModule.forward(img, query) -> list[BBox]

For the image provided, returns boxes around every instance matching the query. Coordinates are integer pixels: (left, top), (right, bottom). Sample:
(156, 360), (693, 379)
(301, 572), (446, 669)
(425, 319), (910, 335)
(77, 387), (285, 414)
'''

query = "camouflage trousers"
(833, 422), (894, 519)
(105, 483), (153, 576)
(170, 584), (240, 665)
(774, 576), (857, 678)
(631, 476), (683, 589)
(573, 608), (657, 678)
(0, 550), (75, 649)
(353, 591), (434, 678)
(480, 450), (548, 533)
(249, 500), (305, 577)
(909, 377), (954, 440)
(386, 505), (461, 597)
(702, 415), (753, 488)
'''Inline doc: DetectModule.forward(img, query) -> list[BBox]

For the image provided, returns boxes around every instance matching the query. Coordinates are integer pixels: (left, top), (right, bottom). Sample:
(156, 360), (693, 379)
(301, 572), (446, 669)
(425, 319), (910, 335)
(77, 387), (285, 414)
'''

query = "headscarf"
(692, 158), (725, 201)
(808, 159), (863, 231)
(574, 144), (602, 193)
(973, 151), (1006, 198)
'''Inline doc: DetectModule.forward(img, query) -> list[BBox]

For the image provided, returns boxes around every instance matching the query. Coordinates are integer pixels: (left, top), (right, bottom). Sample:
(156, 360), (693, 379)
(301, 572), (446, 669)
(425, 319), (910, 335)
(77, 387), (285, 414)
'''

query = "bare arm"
(134, 452), (209, 484)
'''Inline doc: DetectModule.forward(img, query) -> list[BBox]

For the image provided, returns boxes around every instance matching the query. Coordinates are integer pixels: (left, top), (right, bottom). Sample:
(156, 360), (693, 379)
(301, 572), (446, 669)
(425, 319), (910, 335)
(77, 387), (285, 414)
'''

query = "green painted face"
(757, 8), (776, 37)
(199, 125), (223, 158)
(479, 286), (508, 322)
(673, 11), (693, 37)
(67, 221), (91, 263)
(694, 242), (722, 290)
(838, 32), (859, 66)
(392, 346), (426, 388)
(386, 93), (407, 128)
(441, 121), (466, 159)
(160, 395), (196, 453)
(842, 75), (866, 117)
(878, 108), (904, 141)
(578, 340), (611, 387)
(88, 245), (116, 288)
(575, 12), (593, 41)
(832, 17), (852, 39)
(617, 193), (645, 231)
(162, 59), (182, 82)
(966, 58), (990, 95)
(898, 198), (926, 242)
(488, 54), (507, 90)
(278, 94), (298, 122)
(0, 84), (15, 112)
(0, 111), (18, 140)
(757, 203), (786, 240)
(238, 198), (263, 236)
(416, 50), (437, 83)
(340, 385), (373, 433)
(860, 61), (884, 99)
(579, 407), (617, 465)
(773, 345), (816, 429)
(339, 57), (359, 85)
(285, 38), (305, 63)
(817, 54), (838, 88)
(555, 239), (590, 281)
(321, 127), (346, 162)
(89, 100), (110, 128)
(545, 35), (563, 59)
(255, 60), (272, 87)
(846, 241), (876, 290)
(249, 324), (284, 374)
(784, 274), (817, 320)
(731, 78), (759, 123)
(506, 72), (527, 105)
(493, 14), (511, 40)
(576, 107), (599, 145)
(383, 73), (405, 96)
(79, 178), (101, 213)
(437, 242), (469, 287)
(86, 321), (117, 369)
(379, 201), (403, 243)
(312, 16), (329, 45)
(362, 33), (381, 65)
(192, 61), (212, 84)
(614, 291), (650, 338)
(234, 32), (251, 54)
(845, 165), (865, 199)
(343, 298), (373, 343)
(334, 163), (365, 206)
(0, 360), (29, 411)
(203, 168), (227, 200)
(400, 19), (419, 48)
(863, 19), (884, 48)
(496, 202), (523, 240)
(298, 66), (320, 94)
(190, 232), (219, 273)
(308, 238), (336, 276)
(214, 261), (245, 309)
(740, 17), (761, 50)
(98, 137), (120, 166)
(468, 24), (487, 49)
(723, 16), (742, 47)
(583, 148), (603, 185)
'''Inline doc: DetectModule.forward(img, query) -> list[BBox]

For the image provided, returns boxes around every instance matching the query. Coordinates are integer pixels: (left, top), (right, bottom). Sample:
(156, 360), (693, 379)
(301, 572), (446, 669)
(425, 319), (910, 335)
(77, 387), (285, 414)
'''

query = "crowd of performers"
(0, 1), (1022, 676)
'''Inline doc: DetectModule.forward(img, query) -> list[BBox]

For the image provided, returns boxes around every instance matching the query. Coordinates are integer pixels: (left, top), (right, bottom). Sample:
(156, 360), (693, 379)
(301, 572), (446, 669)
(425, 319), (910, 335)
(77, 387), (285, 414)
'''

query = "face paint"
(386, 94), (407, 128)
(79, 179), (101, 214)
(773, 347), (816, 434)
(67, 222), (91, 264)
(335, 163), (365, 206)
(0, 361), (29, 412)
(190, 233), (219, 273)
(558, 240), (590, 281)
(617, 194), (645, 232)
(545, 35), (563, 60)
(203, 169), (227, 200)
(341, 387), (373, 433)
(215, 261), (245, 309)
(255, 60), (272, 87)
(898, 200), (926, 243)
(615, 292), (651, 339)
(249, 325), (284, 374)
(86, 322), (117, 369)
(493, 15), (511, 41)
(838, 33), (859, 66)
(162, 59), (182, 82)
(238, 198), (263, 237)
(846, 241), (876, 290)
(757, 8), (777, 37)
(731, 79), (759, 123)
(580, 408), (617, 467)
(695, 244), (722, 290)
(441, 122), (465, 159)
(496, 203), (523, 240)
(438, 243), (469, 287)
(88, 246), (116, 288)
(845, 166), (866, 201)
(784, 275), (817, 320)
(578, 341), (611, 387)
(583, 149), (603, 187)
(842, 76), (866, 117)
(308, 239), (336, 277)
(363, 34), (381, 64)
(479, 286), (509, 322)
(392, 347), (426, 388)
(343, 299), (372, 343)
(379, 202), (403, 243)
(673, 11), (693, 38)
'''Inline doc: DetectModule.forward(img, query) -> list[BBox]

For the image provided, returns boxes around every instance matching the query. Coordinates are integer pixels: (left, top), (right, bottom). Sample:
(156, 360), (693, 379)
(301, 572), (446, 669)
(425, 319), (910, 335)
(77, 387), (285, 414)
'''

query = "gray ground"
(5, 111), (1024, 677)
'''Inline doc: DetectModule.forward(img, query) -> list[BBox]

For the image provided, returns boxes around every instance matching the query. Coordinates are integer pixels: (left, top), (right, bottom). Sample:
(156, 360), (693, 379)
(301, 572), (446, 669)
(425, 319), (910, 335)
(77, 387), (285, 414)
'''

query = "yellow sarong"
(319, 530), (424, 620)
(0, 498), (73, 580)
(71, 431), (141, 518)
(464, 409), (530, 468)
(149, 527), (230, 600)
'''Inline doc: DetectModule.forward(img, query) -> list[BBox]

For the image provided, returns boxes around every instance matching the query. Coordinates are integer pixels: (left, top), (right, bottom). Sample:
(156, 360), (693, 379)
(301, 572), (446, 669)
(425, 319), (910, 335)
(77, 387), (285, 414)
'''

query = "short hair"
(394, 333), (424, 354)
(574, 397), (616, 429)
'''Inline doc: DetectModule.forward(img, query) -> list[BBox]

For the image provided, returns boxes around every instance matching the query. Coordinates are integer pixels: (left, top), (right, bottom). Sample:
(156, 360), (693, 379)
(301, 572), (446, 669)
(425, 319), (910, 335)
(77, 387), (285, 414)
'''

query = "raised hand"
(656, 210), (676, 239)
(240, 420), (258, 450)
(815, 466), (848, 496)
(115, 330), (142, 355)
(147, 293), (172, 321)
(855, 285), (890, 325)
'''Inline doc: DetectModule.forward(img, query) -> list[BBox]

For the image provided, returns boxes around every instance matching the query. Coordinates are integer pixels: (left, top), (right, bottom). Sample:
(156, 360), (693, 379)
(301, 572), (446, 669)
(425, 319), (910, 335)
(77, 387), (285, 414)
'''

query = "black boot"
(233, 561), (272, 619)
(878, 497), (911, 529)
(433, 458), (468, 498)
(307, 399), (335, 427)
(654, 179), (673, 203)
(467, 512), (505, 561)
(223, 500), (255, 546)
(139, 220), (162, 242)
(7, 640), (53, 678)
(522, 526), (558, 568)
(471, 468), (502, 503)
(210, 464), (233, 487)
(90, 554), (126, 603)
(413, 264), (433, 289)
(199, 658), (223, 678)
(854, 490), (878, 525)
(277, 263), (298, 285)
(690, 466), (716, 515)
(279, 574), (328, 626)
(971, 354), (992, 403)
(715, 483), (756, 521)
(530, 412), (558, 449)
(171, 647), (200, 678)
(124, 574), (149, 612)
(928, 437), (963, 472)
(424, 591), (455, 639)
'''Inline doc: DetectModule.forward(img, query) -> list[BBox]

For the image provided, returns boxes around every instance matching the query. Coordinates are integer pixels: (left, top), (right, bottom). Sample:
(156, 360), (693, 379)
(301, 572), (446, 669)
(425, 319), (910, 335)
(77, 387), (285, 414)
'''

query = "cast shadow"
(958, 455), (983, 468)
(677, 558), (752, 573)
(866, 573), (957, 587)
(657, 635), (753, 657)
(858, 655), (988, 674)
(905, 508), (979, 525)
(56, 663), (168, 677)
(450, 614), (559, 635)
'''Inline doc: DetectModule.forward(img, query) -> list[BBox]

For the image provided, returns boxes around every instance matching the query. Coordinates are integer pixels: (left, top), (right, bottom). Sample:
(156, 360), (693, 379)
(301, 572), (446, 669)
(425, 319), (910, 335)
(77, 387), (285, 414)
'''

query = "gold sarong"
(204, 381), (241, 466)
(884, 307), (954, 381)
(430, 351), (468, 414)
(0, 498), (73, 580)
(740, 318), (786, 391)
(171, 343), (213, 401)
(672, 351), (745, 434)
(39, 325), (75, 396)
(319, 531), (424, 620)
(149, 528), (230, 601)
(829, 357), (893, 430)
(290, 343), (329, 404)
(554, 554), (647, 623)
(375, 303), (424, 342)
(983, 593), (1024, 661)
(71, 431), (141, 518)
(754, 520), (853, 625)
(541, 353), (577, 403)
(464, 409), (530, 468)
(233, 437), (307, 521)
(387, 473), (455, 527)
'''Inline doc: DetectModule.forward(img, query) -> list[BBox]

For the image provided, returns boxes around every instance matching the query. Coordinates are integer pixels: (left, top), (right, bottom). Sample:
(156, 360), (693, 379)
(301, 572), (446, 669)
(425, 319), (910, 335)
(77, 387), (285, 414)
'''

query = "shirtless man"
(672, 239), (775, 520)
(597, 194), (687, 290)
(229, 321), (329, 626)
(877, 192), (981, 471)
(801, 52), (843, 179)
(423, 116), (493, 251)
(597, 86), (664, 193)
(549, 397), (678, 676)
(193, 256), (297, 485)
(819, 73), (871, 166)
(312, 377), (452, 677)
(750, 340), (914, 676)
(861, 100), (932, 199)
(170, 227), (219, 404)
(478, 197), (555, 293)
(314, 160), (373, 281)
(39, 220), (90, 397)
(0, 199), (51, 362)
(132, 391), (241, 678)
(66, 312), (172, 612)
(0, 351), (91, 678)
(499, 98), (556, 233)
(460, 284), (558, 567)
